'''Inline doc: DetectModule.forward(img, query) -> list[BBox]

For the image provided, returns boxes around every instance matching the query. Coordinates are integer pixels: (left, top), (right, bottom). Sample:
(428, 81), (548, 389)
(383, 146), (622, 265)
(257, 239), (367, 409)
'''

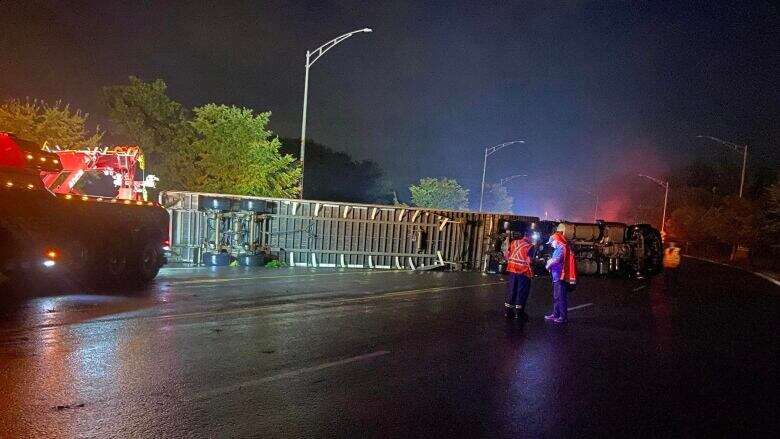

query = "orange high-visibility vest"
(505, 238), (534, 277)
(663, 247), (681, 268)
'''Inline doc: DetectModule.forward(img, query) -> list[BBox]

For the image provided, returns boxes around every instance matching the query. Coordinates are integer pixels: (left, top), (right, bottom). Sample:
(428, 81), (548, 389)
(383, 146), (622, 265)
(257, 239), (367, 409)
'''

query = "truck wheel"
(131, 241), (162, 286)
(106, 252), (128, 282)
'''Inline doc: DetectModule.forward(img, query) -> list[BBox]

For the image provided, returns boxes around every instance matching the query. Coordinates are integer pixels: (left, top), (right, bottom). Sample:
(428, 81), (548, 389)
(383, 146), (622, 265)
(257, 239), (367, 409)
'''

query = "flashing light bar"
(2, 178), (159, 206)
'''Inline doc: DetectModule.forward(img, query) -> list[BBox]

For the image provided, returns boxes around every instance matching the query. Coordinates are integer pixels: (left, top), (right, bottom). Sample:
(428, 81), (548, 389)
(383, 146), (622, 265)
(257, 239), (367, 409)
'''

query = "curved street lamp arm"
(695, 134), (742, 152)
(638, 174), (668, 188)
(307, 28), (373, 67)
(498, 174), (528, 186)
(485, 140), (525, 157)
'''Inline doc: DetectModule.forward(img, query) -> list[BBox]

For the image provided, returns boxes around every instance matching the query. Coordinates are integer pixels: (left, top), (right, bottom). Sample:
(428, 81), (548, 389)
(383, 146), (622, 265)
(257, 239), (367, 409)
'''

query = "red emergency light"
(0, 132), (63, 172)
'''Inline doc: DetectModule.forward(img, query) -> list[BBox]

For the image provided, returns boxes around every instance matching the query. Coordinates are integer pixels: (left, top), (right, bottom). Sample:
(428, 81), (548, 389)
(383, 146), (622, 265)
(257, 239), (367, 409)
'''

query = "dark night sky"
(2, 0), (777, 221)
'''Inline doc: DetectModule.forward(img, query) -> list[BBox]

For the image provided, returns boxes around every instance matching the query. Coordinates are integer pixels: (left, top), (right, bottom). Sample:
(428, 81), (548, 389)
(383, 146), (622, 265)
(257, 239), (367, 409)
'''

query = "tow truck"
(0, 132), (169, 290)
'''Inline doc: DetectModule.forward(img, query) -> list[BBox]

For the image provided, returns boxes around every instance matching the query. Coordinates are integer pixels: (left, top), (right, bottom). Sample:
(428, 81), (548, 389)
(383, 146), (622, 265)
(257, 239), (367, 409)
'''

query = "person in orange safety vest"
(663, 241), (681, 292)
(504, 230), (536, 320)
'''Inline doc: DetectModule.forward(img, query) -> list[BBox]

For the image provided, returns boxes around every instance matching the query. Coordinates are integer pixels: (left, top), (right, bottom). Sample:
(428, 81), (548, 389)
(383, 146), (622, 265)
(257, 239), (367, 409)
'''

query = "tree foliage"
(279, 138), (394, 204)
(766, 183), (780, 234)
(102, 77), (299, 196)
(190, 104), (299, 197)
(101, 77), (196, 190)
(484, 183), (514, 213)
(0, 98), (103, 148)
(713, 195), (760, 247)
(410, 177), (469, 210)
(665, 181), (768, 252)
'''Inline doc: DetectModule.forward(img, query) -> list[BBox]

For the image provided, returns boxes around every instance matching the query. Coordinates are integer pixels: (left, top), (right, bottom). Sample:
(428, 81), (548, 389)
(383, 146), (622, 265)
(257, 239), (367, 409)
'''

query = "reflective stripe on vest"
(506, 239), (534, 276)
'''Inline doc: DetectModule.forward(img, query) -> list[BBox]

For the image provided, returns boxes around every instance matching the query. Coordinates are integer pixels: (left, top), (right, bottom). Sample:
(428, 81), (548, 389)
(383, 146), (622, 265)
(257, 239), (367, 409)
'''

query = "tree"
(665, 186), (719, 242)
(409, 178), (469, 210)
(766, 183), (780, 234)
(101, 77), (196, 190)
(0, 98), (103, 148)
(483, 183), (514, 213)
(189, 104), (300, 197)
(666, 204), (719, 243)
(279, 138), (394, 204)
(712, 195), (760, 249)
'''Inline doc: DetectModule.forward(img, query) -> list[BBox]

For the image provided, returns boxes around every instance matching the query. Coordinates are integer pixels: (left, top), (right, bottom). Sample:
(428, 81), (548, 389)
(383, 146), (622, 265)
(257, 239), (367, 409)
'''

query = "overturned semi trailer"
(160, 191), (662, 276)
(160, 191), (536, 271)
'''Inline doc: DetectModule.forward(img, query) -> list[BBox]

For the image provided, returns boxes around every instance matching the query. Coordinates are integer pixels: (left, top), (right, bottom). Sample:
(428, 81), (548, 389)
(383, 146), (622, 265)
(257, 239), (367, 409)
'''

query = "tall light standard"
(580, 189), (600, 222)
(479, 140), (525, 211)
(299, 27), (372, 198)
(638, 174), (670, 238)
(696, 135), (748, 198)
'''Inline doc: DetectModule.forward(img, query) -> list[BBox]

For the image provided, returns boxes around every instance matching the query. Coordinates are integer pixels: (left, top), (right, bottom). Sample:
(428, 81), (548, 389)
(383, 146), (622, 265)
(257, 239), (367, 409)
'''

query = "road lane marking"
(9, 281), (507, 332)
(567, 303), (593, 312)
(684, 255), (780, 288)
(155, 281), (507, 321)
(189, 350), (390, 401)
(754, 272), (780, 288)
(165, 270), (401, 286)
(632, 285), (648, 292)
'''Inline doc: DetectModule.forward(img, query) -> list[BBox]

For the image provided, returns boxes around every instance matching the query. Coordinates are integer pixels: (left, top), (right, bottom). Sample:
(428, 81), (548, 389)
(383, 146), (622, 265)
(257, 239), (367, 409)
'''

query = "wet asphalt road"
(1, 258), (778, 438)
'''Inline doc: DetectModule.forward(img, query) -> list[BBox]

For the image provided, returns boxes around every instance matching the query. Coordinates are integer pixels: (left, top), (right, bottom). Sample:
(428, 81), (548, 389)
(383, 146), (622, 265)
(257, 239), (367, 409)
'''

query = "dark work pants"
(506, 273), (531, 309)
(553, 281), (568, 320)
(664, 268), (678, 293)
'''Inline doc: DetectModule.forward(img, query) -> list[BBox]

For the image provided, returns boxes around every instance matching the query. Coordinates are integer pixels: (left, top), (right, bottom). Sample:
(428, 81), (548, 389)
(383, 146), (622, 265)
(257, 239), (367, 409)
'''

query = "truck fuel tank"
(556, 221), (627, 244)
(556, 222), (601, 242)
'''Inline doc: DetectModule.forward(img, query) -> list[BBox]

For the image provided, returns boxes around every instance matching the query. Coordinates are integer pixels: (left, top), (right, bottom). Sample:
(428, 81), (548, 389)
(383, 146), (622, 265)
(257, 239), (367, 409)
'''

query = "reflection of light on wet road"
(188, 350), (390, 402)
(649, 279), (673, 350)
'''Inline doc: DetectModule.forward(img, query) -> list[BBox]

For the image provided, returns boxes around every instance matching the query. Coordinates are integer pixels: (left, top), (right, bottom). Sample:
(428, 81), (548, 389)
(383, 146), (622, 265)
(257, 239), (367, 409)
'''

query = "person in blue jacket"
(544, 232), (577, 323)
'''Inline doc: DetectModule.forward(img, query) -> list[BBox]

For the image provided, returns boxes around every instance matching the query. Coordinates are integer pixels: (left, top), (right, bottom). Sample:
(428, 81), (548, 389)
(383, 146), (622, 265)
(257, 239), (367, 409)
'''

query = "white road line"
(13, 281), (506, 332)
(189, 350), (390, 401)
(155, 281), (507, 321)
(632, 285), (648, 292)
(755, 272), (780, 288)
(567, 303), (594, 312)
(684, 255), (780, 288)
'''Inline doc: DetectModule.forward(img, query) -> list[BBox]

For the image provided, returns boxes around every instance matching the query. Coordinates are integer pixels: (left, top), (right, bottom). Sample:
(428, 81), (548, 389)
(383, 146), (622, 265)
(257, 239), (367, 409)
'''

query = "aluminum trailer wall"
(160, 191), (537, 272)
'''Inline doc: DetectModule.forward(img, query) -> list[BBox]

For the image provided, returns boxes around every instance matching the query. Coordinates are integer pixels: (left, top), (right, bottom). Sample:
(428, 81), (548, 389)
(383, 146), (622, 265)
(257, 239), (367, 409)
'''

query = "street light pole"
(739, 143), (748, 198)
(696, 135), (748, 198)
(479, 140), (525, 211)
(580, 189), (600, 222)
(638, 174), (670, 238)
(300, 51), (311, 198)
(300, 27), (372, 199)
(479, 149), (488, 212)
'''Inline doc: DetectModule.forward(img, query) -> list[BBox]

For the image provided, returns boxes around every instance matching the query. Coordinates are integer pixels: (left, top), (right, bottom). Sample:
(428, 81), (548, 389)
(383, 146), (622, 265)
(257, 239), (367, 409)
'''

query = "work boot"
(544, 314), (557, 321)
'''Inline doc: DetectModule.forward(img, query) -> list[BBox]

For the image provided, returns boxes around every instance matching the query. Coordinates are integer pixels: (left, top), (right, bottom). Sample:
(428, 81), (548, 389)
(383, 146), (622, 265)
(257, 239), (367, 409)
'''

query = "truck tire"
(128, 241), (163, 286)
(105, 249), (129, 284)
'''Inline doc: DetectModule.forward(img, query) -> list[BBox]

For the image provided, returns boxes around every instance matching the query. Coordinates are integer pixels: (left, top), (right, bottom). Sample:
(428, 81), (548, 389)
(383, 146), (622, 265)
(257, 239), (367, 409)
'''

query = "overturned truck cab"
(499, 219), (663, 278)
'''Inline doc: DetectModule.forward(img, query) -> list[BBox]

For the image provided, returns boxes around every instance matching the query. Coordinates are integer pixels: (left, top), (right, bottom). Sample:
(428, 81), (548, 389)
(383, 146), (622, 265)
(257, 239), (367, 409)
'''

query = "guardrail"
(160, 191), (537, 271)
